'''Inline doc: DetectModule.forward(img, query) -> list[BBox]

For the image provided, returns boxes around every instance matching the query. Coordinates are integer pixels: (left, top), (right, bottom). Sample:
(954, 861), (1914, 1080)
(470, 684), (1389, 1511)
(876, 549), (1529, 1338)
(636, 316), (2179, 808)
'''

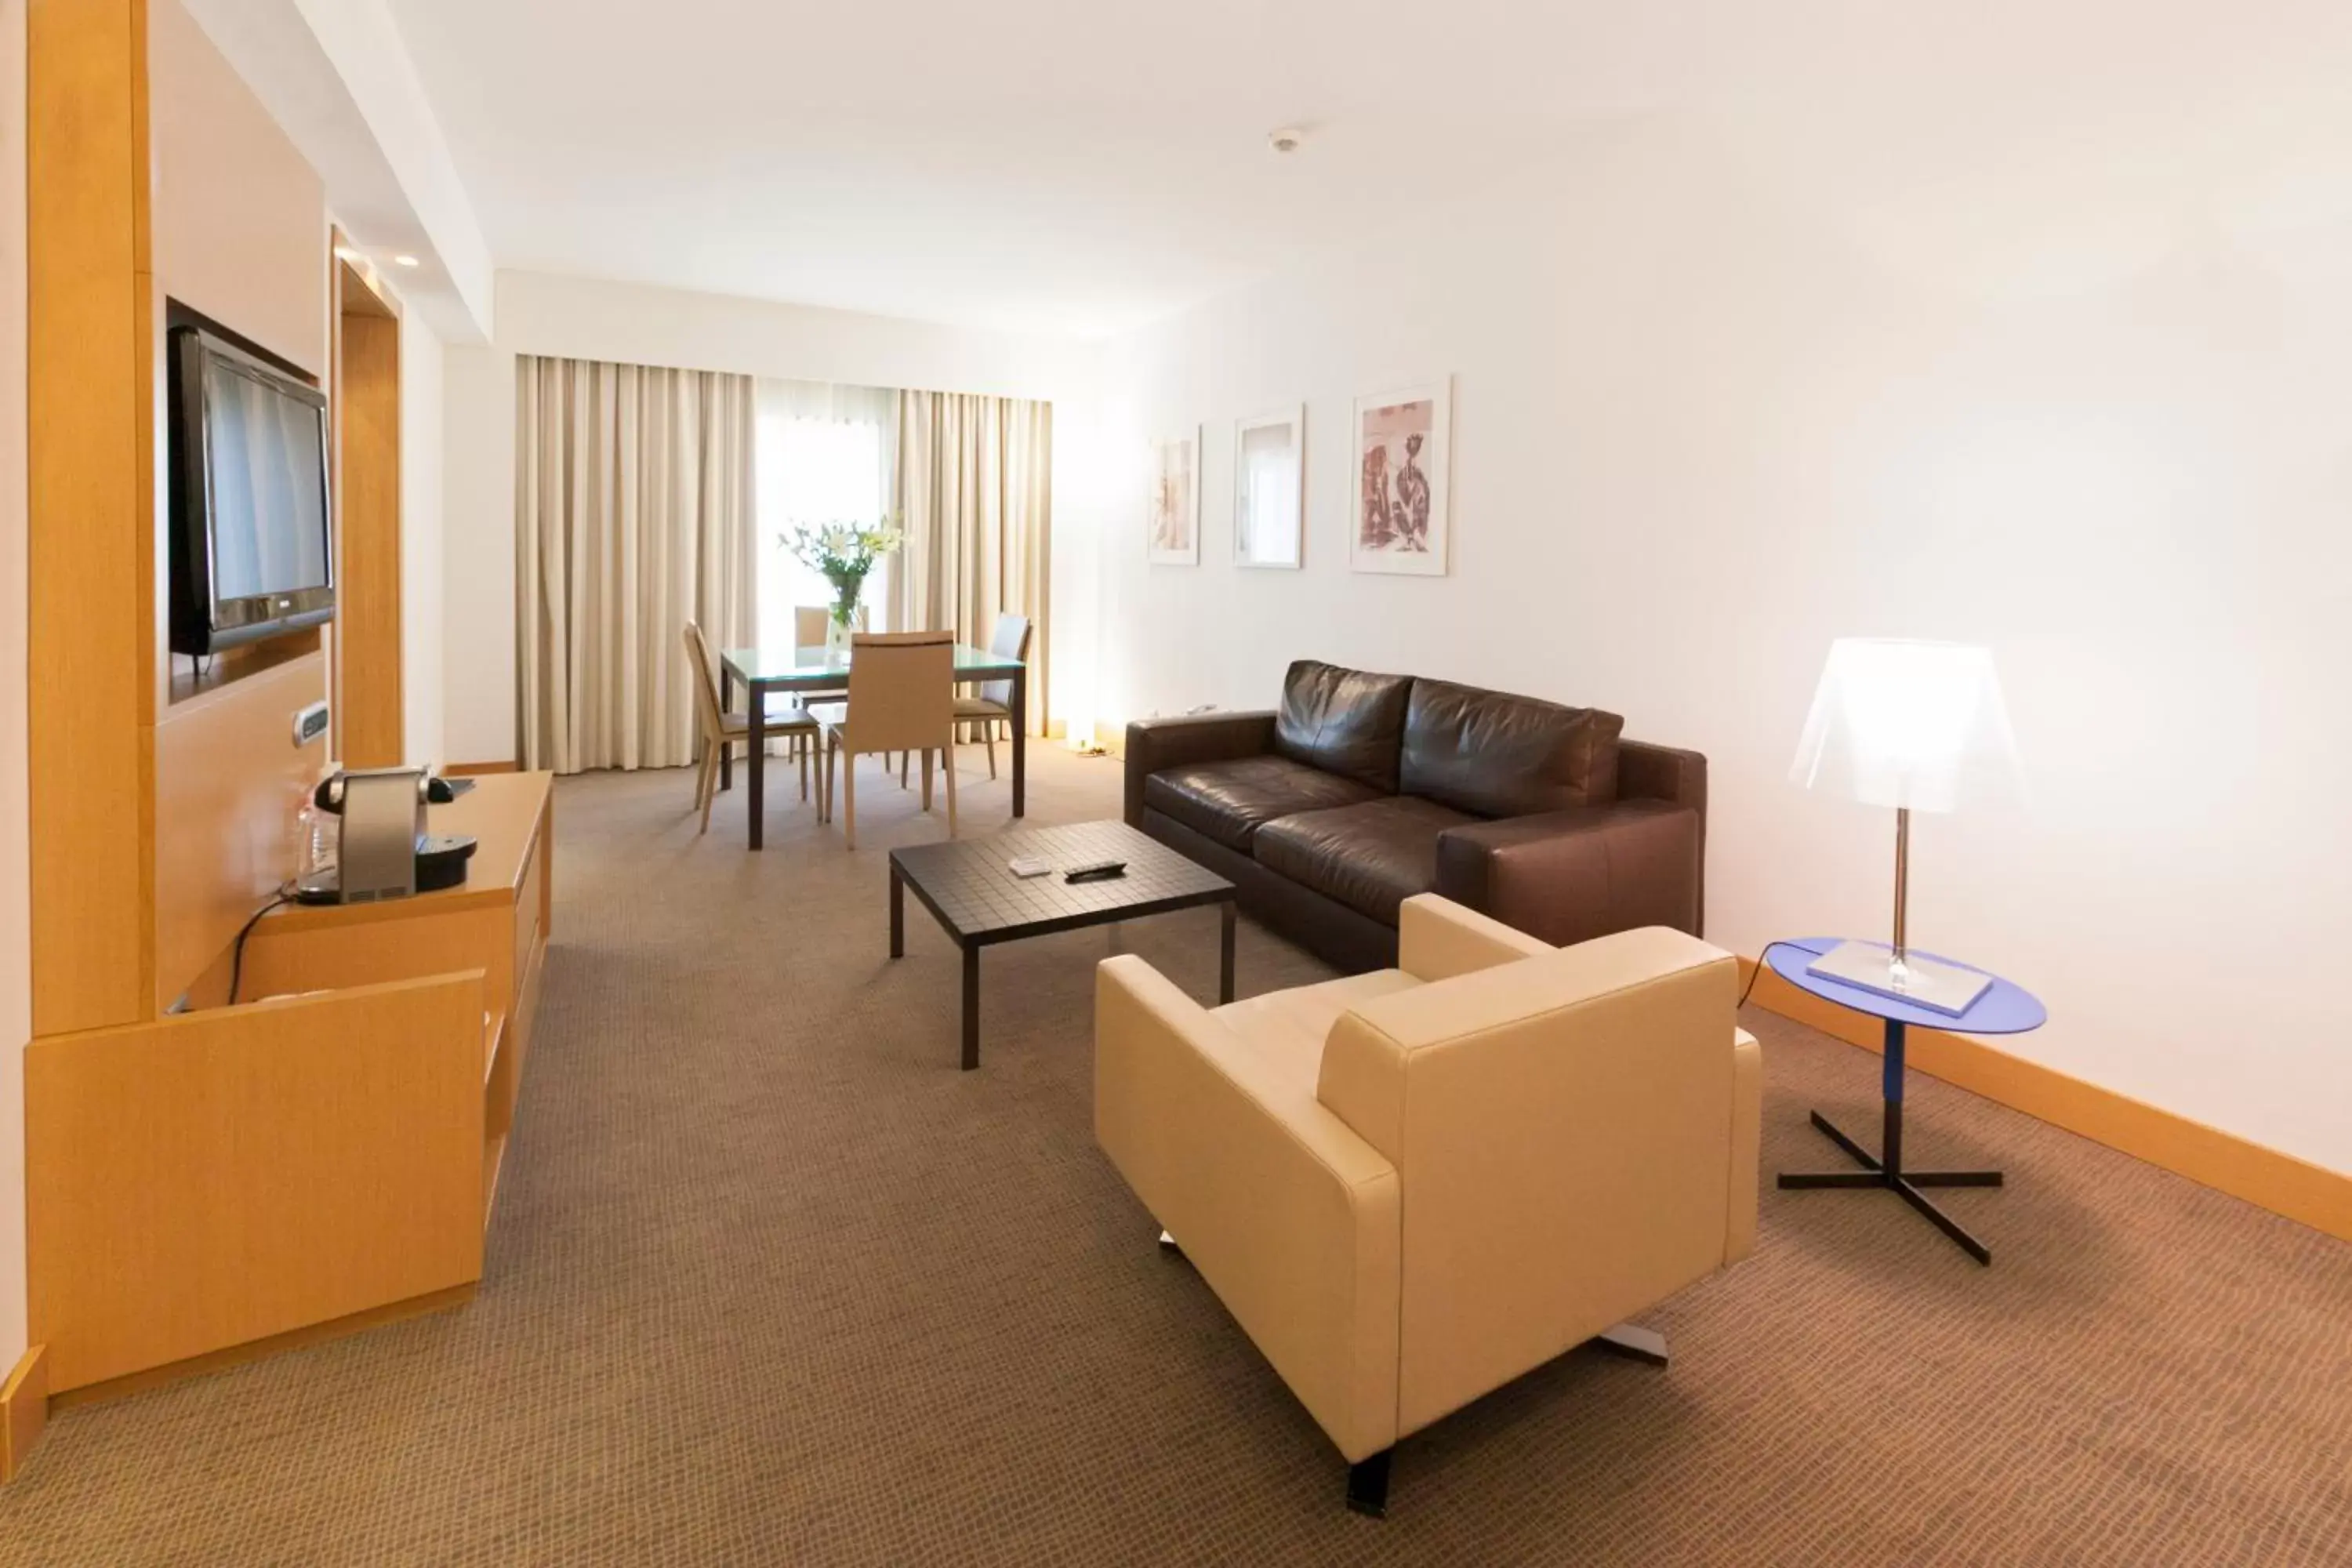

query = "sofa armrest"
(1122, 711), (1278, 826)
(1397, 894), (1552, 983)
(1434, 800), (1702, 947)
(1094, 955), (1400, 1462)
(1727, 1027), (1762, 1265)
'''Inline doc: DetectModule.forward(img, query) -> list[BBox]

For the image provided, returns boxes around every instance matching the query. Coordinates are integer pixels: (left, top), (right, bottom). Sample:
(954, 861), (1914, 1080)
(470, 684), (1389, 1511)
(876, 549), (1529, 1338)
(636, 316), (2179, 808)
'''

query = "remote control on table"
(1063, 860), (1127, 884)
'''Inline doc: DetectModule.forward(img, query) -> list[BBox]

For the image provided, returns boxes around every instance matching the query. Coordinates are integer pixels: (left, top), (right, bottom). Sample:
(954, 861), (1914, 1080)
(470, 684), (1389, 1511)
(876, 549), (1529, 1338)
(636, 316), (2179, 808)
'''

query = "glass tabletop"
(721, 642), (1022, 686)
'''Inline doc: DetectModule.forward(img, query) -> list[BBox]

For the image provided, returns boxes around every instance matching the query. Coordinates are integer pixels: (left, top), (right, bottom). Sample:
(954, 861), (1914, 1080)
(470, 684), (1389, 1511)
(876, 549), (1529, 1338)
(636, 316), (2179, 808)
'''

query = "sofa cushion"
(1273, 660), (1414, 793)
(1144, 756), (1382, 853)
(1399, 677), (1624, 818)
(1254, 796), (1477, 927)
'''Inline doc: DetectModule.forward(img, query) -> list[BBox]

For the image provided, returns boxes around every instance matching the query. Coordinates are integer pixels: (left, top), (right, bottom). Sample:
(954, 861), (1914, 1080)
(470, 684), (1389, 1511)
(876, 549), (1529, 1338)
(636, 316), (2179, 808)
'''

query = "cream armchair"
(1094, 894), (1760, 1517)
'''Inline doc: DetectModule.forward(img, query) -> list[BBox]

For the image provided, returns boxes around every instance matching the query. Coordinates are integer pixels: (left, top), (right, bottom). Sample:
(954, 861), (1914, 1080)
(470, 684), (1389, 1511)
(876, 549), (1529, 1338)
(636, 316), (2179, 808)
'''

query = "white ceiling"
(383, 0), (2352, 339)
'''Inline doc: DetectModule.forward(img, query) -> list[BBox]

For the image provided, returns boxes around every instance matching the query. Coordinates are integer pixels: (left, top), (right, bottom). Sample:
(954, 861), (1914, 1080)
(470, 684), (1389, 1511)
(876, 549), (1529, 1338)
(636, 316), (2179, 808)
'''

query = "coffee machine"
(295, 765), (477, 905)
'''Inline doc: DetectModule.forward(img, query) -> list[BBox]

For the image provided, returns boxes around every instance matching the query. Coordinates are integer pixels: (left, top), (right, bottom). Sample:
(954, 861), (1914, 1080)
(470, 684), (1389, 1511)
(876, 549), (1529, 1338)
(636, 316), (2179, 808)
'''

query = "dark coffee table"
(887, 820), (1237, 1069)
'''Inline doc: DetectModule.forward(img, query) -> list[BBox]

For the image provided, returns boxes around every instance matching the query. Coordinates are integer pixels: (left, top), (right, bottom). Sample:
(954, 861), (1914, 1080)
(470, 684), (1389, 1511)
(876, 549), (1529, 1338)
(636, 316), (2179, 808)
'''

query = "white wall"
(438, 272), (1105, 764)
(400, 307), (446, 763)
(495, 271), (1095, 404)
(1080, 125), (2352, 1178)
(440, 341), (517, 764)
(0, 0), (29, 1374)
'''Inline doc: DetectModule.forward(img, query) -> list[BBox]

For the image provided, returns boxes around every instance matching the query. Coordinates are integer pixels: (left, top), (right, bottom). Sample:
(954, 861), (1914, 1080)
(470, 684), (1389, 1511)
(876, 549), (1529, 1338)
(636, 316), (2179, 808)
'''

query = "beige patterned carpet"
(2, 746), (2347, 1565)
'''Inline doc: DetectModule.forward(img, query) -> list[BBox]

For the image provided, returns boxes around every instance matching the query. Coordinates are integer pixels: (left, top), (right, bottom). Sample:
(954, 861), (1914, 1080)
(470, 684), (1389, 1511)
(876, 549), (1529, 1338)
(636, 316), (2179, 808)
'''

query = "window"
(753, 381), (897, 648)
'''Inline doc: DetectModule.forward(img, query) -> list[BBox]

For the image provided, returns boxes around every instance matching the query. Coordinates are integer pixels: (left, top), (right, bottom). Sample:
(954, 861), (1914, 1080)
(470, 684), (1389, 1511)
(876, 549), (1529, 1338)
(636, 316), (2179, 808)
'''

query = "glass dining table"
(718, 642), (1029, 849)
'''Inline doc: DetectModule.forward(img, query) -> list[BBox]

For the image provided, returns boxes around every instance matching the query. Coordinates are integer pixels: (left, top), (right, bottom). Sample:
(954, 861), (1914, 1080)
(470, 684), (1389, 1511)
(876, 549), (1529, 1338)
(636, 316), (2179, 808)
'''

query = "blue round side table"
(1768, 937), (2046, 1265)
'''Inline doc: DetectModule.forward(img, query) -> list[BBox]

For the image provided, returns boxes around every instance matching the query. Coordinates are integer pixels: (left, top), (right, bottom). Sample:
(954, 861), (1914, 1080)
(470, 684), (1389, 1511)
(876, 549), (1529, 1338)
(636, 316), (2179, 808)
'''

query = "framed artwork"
(1232, 405), (1304, 569)
(1147, 429), (1200, 565)
(1351, 380), (1450, 575)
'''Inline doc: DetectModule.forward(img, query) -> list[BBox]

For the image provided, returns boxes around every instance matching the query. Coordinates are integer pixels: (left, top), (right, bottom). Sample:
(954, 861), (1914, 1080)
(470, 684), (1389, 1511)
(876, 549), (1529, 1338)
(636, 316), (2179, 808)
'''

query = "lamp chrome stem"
(1891, 807), (1911, 970)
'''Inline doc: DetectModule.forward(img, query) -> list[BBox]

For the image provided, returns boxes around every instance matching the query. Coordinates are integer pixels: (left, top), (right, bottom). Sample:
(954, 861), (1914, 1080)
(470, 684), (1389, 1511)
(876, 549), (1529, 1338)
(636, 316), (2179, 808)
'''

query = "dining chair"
(793, 604), (869, 648)
(808, 630), (956, 850)
(953, 612), (1033, 781)
(800, 601), (889, 780)
(683, 621), (816, 835)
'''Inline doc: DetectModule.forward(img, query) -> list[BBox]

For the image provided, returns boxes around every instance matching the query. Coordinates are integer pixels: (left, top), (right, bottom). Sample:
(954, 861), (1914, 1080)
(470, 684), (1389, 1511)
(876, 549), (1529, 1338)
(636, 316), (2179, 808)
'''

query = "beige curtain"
(516, 356), (757, 773)
(890, 391), (1052, 733)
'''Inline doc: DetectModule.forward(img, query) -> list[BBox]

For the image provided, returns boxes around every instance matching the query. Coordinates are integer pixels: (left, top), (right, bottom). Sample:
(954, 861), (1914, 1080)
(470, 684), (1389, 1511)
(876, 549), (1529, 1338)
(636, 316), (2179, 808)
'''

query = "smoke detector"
(1268, 125), (1305, 154)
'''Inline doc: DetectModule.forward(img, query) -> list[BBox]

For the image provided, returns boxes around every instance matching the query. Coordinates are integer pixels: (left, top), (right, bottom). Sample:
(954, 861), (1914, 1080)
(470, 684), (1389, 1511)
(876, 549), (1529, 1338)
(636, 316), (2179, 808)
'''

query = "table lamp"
(1788, 638), (2021, 1017)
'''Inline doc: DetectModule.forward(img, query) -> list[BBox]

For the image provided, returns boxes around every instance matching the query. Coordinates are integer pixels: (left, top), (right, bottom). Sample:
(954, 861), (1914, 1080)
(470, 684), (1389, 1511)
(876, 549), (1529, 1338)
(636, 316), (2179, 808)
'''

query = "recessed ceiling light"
(393, 254), (420, 268)
(1268, 125), (1305, 154)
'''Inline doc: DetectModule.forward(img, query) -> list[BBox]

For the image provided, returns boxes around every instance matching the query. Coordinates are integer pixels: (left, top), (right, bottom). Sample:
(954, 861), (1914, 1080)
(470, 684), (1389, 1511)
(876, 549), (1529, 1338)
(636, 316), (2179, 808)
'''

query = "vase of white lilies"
(782, 519), (904, 661)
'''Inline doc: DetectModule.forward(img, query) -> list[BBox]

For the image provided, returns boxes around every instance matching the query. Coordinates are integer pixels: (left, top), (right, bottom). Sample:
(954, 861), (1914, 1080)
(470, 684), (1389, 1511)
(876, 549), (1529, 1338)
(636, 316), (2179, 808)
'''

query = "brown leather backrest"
(1273, 659), (1413, 793)
(843, 630), (954, 751)
(1399, 677), (1623, 818)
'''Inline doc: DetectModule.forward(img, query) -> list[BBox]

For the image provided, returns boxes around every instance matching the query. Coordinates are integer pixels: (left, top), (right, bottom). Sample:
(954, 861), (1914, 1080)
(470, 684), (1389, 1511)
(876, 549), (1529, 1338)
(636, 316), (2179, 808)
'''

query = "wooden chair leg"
(943, 739), (958, 837)
(844, 748), (858, 850)
(798, 734), (809, 801)
(921, 749), (934, 811)
(985, 724), (998, 781)
(699, 748), (719, 835)
(899, 750), (910, 790)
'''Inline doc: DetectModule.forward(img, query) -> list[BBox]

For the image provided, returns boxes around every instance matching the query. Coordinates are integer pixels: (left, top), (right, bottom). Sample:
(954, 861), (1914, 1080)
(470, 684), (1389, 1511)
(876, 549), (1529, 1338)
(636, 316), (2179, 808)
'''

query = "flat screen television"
(167, 313), (335, 657)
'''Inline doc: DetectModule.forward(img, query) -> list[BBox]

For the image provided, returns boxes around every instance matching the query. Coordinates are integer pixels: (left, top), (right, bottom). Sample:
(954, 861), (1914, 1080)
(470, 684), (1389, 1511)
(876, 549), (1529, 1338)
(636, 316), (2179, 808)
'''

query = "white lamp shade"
(1788, 639), (2022, 814)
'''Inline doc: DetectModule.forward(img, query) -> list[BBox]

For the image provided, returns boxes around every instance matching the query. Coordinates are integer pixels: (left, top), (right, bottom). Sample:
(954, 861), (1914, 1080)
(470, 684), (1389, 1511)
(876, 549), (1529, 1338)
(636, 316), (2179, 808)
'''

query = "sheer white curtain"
(753, 380), (898, 648)
(515, 356), (756, 774)
(893, 391), (1053, 732)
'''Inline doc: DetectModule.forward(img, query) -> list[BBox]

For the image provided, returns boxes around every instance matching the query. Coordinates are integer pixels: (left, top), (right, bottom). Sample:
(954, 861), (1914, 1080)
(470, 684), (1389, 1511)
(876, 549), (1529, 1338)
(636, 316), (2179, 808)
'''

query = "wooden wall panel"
(152, 650), (328, 1010)
(27, 0), (158, 1036)
(26, 973), (488, 1392)
(336, 310), (403, 767)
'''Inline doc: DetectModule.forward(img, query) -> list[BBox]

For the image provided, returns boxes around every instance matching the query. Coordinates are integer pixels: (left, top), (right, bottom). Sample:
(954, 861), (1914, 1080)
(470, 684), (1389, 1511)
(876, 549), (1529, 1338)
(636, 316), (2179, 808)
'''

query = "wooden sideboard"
(25, 772), (555, 1400)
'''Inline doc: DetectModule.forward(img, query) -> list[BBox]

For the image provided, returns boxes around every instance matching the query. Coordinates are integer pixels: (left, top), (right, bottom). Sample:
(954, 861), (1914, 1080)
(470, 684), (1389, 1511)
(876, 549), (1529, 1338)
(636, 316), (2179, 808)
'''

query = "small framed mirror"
(1233, 406), (1304, 569)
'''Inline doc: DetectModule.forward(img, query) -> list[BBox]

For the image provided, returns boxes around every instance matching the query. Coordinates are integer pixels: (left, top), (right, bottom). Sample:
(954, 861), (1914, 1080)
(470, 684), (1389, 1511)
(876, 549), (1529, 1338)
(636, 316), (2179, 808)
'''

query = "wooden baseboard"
(50, 1283), (474, 1411)
(1, 1345), (49, 1483)
(444, 760), (518, 777)
(1740, 957), (2352, 1244)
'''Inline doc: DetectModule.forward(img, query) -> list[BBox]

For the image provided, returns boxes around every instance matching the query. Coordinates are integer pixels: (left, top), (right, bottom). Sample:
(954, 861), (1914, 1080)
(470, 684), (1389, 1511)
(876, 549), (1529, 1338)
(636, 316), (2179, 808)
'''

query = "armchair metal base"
(1588, 1321), (1670, 1368)
(1157, 1224), (1679, 1521)
(1345, 1450), (1392, 1518)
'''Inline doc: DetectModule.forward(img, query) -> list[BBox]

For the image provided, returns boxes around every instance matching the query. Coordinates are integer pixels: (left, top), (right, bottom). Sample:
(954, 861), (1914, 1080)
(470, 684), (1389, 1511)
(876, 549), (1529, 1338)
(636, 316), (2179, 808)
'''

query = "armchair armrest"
(1122, 711), (1277, 826)
(1397, 894), (1552, 982)
(1094, 955), (1400, 1462)
(1435, 800), (1702, 947)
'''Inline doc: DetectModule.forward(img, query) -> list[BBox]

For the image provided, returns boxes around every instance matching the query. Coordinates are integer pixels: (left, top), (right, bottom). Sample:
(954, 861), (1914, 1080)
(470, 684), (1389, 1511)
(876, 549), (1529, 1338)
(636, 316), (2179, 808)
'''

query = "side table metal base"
(1777, 1019), (2002, 1265)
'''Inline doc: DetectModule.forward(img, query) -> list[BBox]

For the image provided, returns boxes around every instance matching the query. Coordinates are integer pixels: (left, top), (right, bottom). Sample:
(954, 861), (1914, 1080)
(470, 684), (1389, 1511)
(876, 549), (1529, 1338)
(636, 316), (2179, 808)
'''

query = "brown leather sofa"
(1123, 660), (1706, 971)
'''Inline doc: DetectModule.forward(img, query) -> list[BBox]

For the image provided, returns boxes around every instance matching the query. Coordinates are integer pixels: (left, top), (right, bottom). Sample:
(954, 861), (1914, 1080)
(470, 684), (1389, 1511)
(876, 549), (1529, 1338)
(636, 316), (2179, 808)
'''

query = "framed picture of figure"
(1147, 429), (1201, 565)
(1233, 405), (1304, 568)
(1351, 381), (1450, 576)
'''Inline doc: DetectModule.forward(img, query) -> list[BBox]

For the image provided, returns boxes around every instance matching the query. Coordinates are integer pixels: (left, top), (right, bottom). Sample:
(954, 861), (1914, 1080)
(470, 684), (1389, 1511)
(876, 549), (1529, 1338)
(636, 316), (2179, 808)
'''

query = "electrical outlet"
(292, 699), (329, 747)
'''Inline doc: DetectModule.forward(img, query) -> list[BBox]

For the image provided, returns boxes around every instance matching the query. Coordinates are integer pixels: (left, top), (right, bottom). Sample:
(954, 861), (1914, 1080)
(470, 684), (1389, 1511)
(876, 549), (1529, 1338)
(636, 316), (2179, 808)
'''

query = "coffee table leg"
(1218, 902), (1236, 1004)
(960, 944), (980, 1071)
(889, 863), (904, 959)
